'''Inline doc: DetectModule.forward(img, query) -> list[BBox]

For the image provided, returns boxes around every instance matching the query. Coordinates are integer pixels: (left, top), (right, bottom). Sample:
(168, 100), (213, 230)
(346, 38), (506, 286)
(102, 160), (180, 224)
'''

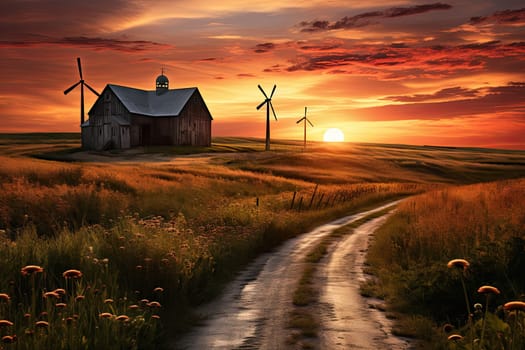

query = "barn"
(82, 74), (213, 150)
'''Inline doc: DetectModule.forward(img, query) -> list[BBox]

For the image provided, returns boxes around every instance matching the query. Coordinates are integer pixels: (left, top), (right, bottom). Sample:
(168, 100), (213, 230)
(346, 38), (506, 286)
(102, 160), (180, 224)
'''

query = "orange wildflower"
(104, 298), (114, 304)
(128, 305), (139, 310)
(0, 320), (13, 327)
(447, 259), (470, 270)
(504, 301), (525, 312)
(477, 285), (500, 295)
(151, 314), (161, 320)
(53, 288), (66, 295)
(115, 315), (130, 322)
(153, 287), (164, 293)
(55, 303), (67, 308)
(62, 269), (82, 279)
(35, 321), (49, 328)
(0, 293), (10, 302)
(448, 334), (463, 341)
(21, 265), (43, 276)
(99, 313), (113, 319)
(147, 301), (161, 308)
(2, 335), (16, 343)
(75, 295), (85, 301)
(43, 291), (60, 299)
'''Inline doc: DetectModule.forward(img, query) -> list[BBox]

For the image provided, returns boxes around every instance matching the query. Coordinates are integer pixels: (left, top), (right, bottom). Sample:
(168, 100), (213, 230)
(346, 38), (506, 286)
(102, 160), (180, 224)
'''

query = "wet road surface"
(172, 201), (408, 349)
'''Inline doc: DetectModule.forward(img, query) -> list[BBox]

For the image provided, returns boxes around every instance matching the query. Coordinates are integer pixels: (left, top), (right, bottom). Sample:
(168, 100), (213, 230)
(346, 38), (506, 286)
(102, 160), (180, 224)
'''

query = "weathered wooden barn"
(82, 74), (212, 150)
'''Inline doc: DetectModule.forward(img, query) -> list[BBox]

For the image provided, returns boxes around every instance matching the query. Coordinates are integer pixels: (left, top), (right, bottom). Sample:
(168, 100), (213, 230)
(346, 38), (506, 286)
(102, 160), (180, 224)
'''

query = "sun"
(323, 128), (345, 142)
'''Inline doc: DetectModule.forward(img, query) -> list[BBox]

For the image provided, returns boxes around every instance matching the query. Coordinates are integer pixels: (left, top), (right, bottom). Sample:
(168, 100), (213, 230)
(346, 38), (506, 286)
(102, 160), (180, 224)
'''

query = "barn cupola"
(156, 73), (169, 95)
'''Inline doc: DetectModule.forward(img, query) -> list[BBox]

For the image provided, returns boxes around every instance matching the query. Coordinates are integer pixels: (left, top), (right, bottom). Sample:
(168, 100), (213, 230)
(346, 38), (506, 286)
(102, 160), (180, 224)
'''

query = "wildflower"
(99, 313), (113, 319)
(153, 287), (164, 293)
(21, 265), (43, 276)
(477, 285), (500, 295)
(147, 301), (161, 308)
(65, 317), (74, 325)
(442, 323), (454, 333)
(0, 320), (13, 327)
(55, 303), (67, 308)
(62, 269), (82, 279)
(140, 299), (149, 304)
(43, 291), (60, 299)
(0, 293), (10, 302)
(75, 295), (85, 301)
(104, 298), (114, 304)
(116, 315), (130, 322)
(447, 259), (470, 271)
(448, 334), (463, 341)
(2, 335), (16, 343)
(151, 315), (160, 320)
(504, 301), (525, 312)
(128, 305), (139, 310)
(474, 303), (483, 311)
(24, 314), (31, 319)
(136, 265), (143, 270)
(35, 321), (49, 328)
(53, 288), (66, 296)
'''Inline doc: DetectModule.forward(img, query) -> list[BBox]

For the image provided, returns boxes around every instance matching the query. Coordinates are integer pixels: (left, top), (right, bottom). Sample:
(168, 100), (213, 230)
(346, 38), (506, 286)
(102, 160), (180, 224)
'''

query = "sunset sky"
(1, 0), (524, 149)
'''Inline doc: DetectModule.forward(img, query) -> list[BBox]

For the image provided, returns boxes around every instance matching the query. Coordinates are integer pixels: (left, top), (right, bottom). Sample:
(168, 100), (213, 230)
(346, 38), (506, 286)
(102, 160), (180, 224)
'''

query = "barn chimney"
(156, 71), (169, 95)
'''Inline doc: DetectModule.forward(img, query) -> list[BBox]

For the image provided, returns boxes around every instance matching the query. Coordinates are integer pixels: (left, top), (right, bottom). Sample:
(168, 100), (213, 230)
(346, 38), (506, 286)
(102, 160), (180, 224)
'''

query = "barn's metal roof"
(106, 84), (197, 117)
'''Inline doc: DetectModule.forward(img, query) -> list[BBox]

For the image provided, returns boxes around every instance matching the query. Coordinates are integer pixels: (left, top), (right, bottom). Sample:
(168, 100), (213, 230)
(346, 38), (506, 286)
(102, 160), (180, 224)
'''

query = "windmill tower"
(64, 57), (100, 125)
(296, 107), (314, 150)
(256, 84), (278, 151)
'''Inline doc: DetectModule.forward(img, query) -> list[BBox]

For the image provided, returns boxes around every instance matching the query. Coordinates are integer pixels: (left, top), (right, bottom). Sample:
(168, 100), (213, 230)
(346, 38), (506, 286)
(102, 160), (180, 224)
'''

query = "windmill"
(296, 107), (313, 150)
(64, 57), (100, 126)
(256, 84), (277, 151)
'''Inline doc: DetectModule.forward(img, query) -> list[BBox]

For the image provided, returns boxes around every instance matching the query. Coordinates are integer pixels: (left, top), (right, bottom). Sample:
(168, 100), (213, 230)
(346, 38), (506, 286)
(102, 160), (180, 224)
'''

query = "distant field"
(0, 133), (524, 348)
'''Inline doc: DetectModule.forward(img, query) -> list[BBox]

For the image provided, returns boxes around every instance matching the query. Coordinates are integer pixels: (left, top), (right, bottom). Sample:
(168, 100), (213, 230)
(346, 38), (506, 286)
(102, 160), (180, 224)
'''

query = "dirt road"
(173, 201), (410, 349)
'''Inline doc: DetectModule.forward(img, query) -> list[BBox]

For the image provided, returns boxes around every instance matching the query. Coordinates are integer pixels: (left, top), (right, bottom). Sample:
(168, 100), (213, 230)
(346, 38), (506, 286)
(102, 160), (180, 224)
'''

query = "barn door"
(141, 125), (151, 146)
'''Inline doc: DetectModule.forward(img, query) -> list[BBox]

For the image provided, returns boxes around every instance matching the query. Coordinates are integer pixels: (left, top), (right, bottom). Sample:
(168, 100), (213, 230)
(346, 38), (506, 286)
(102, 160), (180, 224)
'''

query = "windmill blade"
(296, 117), (306, 124)
(77, 57), (83, 80)
(270, 102), (277, 121)
(307, 118), (314, 127)
(269, 84), (276, 99)
(64, 81), (81, 95)
(84, 82), (100, 96)
(304, 106), (307, 117)
(258, 84), (269, 99)
(256, 100), (267, 110)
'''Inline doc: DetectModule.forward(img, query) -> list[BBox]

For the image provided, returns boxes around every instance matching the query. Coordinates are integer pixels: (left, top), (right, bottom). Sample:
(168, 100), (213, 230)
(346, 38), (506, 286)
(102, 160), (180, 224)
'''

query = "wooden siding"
(83, 86), (212, 150)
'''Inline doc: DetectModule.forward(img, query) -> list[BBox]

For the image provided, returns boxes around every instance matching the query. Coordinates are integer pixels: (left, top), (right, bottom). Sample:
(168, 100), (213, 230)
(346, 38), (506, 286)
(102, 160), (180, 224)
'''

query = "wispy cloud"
(470, 8), (525, 25)
(299, 3), (452, 32)
(0, 36), (172, 52)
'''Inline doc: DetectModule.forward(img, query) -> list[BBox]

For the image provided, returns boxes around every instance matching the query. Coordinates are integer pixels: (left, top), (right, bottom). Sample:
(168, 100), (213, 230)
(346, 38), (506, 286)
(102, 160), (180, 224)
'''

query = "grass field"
(0, 133), (524, 349)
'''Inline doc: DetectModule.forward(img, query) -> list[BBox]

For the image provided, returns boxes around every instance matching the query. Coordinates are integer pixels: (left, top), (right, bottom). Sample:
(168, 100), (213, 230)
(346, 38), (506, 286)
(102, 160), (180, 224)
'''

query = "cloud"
(282, 41), (525, 76)
(0, 36), (172, 52)
(470, 8), (525, 25)
(384, 86), (482, 103)
(237, 73), (256, 78)
(300, 3), (452, 32)
(254, 42), (276, 53)
(350, 82), (525, 121)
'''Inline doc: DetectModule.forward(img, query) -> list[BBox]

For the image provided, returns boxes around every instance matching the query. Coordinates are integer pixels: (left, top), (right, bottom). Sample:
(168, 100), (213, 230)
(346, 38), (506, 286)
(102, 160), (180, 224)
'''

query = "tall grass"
(0, 152), (428, 347)
(366, 178), (525, 348)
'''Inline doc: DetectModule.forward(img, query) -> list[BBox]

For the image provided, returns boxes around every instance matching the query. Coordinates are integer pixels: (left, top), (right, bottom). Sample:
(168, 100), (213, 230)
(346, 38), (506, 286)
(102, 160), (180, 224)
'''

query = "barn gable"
(82, 76), (212, 150)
